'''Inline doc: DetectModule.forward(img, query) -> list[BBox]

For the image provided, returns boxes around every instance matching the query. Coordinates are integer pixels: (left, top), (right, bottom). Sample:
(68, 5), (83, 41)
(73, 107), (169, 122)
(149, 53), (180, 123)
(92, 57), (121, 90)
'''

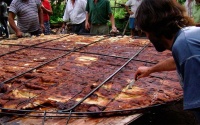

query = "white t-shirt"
(125, 0), (142, 18)
(63, 0), (87, 24)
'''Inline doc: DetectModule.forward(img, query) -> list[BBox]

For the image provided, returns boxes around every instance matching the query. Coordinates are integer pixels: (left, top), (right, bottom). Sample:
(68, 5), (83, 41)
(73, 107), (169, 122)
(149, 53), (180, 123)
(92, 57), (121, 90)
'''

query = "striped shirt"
(9, 0), (41, 33)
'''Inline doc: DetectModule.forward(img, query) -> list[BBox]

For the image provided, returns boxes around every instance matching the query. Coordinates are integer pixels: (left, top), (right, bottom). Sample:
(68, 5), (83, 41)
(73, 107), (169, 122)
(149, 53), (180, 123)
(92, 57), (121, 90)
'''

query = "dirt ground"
(130, 100), (198, 125)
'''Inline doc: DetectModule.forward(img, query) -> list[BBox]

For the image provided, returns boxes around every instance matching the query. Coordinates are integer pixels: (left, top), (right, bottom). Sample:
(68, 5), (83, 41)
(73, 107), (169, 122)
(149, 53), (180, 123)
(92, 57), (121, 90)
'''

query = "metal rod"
(122, 20), (129, 36)
(61, 43), (150, 112)
(0, 34), (69, 58)
(66, 110), (72, 125)
(1, 43), (157, 64)
(0, 37), (106, 85)
(42, 111), (46, 125)
(0, 98), (182, 117)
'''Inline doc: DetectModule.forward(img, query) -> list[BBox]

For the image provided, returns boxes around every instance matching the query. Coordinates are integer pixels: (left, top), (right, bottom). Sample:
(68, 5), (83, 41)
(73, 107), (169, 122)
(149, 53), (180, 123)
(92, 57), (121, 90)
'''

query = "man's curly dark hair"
(135, 0), (195, 39)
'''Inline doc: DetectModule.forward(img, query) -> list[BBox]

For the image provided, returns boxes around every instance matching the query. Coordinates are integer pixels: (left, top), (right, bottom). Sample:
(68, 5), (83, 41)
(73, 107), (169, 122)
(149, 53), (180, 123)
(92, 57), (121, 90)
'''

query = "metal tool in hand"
(128, 76), (138, 89)
(128, 79), (136, 89)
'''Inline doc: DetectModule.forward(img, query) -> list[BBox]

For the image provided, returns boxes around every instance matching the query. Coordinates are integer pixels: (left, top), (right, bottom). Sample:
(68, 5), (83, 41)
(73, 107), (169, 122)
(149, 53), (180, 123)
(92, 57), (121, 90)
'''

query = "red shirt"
(42, 0), (52, 22)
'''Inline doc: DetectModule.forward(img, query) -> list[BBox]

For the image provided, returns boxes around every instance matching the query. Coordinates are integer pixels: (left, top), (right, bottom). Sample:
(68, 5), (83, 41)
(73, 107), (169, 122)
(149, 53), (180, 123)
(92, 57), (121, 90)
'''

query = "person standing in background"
(125, 0), (142, 38)
(41, 0), (53, 35)
(85, 0), (118, 35)
(8, 0), (44, 37)
(185, 0), (193, 17)
(0, 0), (9, 38)
(185, 0), (200, 26)
(62, 0), (89, 34)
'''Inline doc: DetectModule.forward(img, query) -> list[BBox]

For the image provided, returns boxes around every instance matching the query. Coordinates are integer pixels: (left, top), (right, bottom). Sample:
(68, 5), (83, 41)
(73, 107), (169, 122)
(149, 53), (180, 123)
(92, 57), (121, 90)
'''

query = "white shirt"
(125, 0), (142, 18)
(63, 0), (87, 24)
(185, 0), (195, 17)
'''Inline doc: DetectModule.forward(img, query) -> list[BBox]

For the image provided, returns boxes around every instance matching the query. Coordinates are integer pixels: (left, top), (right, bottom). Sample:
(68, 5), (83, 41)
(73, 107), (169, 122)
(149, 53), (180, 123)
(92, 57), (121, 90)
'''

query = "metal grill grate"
(0, 35), (182, 124)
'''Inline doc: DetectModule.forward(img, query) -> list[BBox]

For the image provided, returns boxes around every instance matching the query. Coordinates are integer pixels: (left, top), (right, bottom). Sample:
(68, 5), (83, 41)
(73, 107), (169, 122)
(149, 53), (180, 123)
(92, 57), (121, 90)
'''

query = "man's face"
(145, 32), (166, 52)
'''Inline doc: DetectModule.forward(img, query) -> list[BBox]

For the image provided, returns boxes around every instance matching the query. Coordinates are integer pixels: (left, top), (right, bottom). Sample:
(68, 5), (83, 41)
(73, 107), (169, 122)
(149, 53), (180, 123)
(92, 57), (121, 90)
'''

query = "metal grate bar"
(66, 110), (72, 125)
(61, 43), (150, 112)
(1, 43), (157, 64)
(0, 98), (182, 117)
(0, 34), (69, 58)
(42, 111), (46, 125)
(0, 37), (107, 86)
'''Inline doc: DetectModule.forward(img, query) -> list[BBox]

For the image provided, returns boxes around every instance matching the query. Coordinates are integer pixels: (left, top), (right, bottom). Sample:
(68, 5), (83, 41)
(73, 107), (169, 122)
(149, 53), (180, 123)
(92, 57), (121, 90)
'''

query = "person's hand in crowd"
(128, 11), (134, 15)
(85, 21), (90, 31)
(16, 30), (23, 38)
(61, 23), (66, 30)
(110, 26), (119, 33)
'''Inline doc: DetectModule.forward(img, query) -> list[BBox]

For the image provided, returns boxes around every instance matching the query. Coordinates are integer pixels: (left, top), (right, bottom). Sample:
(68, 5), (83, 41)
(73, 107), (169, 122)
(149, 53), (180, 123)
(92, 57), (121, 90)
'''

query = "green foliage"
(110, 0), (127, 19)
(50, 0), (65, 23)
(177, 0), (186, 4)
(110, 0), (129, 32)
(192, 4), (200, 23)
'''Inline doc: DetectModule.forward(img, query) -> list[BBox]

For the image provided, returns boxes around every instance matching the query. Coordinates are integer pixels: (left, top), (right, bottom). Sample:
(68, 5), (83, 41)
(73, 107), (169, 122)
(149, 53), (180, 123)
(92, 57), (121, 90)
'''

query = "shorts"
(129, 18), (135, 29)
(44, 21), (51, 35)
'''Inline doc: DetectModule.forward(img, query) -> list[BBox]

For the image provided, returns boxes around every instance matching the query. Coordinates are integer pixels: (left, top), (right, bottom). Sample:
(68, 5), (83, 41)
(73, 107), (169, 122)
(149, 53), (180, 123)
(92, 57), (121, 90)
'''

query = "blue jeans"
(44, 21), (51, 35)
(129, 18), (135, 29)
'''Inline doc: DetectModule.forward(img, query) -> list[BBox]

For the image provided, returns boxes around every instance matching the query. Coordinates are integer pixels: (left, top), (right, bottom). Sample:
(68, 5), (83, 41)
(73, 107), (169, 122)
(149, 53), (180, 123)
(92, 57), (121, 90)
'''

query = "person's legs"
(44, 21), (51, 35)
(0, 17), (9, 38)
(98, 24), (109, 35)
(90, 25), (98, 35)
(79, 21), (89, 34)
(129, 18), (135, 38)
(29, 29), (42, 36)
(72, 21), (89, 34)
(71, 24), (78, 34)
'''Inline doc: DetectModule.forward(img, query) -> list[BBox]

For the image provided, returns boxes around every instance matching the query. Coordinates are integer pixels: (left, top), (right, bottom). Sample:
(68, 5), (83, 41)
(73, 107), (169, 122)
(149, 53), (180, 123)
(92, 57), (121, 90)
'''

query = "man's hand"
(16, 30), (23, 38)
(85, 21), (90, 31)
(128, 11), (134, 15)
(111, 26), (117, 32)
(134, 66), (152, 80)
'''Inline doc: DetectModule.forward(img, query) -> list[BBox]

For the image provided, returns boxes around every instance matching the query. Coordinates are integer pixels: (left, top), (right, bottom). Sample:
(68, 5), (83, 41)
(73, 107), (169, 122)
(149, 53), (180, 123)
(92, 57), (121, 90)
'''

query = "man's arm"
(135, 57), (176, 79)
(8, 12), (23, 37)
(38, 4), (45, 32)
(109, 13), (117, 32)
(85, 12), (90, 30)
(41, 2), (53, 15)
(124, 5), (133, 15)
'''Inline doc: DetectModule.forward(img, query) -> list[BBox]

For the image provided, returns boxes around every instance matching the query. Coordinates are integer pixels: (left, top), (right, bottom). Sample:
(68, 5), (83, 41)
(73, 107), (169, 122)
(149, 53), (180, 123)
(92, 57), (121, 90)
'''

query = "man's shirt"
(63, 0), (87, 24)
(172, 26), (200, 110)
(9, 0), (41, 33)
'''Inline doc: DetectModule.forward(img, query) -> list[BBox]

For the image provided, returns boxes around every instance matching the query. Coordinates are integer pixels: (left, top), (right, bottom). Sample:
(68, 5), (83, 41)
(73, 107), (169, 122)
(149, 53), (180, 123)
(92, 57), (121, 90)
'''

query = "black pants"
(71, 21), (89, 34)
(0, 17), (9, 38)
(29, 29), (42, 36)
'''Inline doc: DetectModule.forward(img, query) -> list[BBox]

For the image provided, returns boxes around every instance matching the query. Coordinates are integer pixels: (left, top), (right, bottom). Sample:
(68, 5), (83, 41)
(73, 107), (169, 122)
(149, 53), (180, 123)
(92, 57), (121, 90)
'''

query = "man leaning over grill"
(62, 0), (89, 34)
(134, 0), (200, 123)
(85, 0), (118, 35)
